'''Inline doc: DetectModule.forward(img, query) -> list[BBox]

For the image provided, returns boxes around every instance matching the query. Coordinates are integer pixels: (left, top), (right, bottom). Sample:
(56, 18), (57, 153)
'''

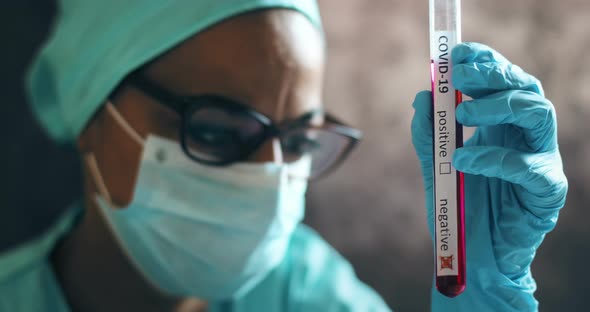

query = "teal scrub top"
(0, 206), (391, 312)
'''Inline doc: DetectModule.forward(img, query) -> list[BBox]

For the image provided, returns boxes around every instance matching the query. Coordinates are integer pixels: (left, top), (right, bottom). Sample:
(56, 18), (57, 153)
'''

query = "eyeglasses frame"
(121, 73), (362, 180)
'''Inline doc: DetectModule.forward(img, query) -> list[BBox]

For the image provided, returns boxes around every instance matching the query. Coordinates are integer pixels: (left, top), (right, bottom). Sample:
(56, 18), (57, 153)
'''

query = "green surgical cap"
(27, 0), (322, 144)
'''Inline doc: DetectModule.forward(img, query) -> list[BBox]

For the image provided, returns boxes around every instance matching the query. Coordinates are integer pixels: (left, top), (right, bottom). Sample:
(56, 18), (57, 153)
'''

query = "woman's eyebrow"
(126, 73), (325, 127)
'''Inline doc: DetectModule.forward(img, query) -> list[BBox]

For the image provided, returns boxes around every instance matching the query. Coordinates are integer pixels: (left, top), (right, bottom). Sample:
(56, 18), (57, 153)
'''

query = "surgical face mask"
(86, 104), (310, 300)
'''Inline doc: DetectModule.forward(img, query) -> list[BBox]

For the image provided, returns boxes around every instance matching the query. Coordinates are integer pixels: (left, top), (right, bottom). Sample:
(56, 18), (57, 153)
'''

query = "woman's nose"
(249, 138), (283, 163)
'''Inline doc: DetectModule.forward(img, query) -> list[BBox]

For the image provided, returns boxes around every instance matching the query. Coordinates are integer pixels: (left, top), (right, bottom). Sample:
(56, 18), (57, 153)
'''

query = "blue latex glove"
(411, 42), (568, 311)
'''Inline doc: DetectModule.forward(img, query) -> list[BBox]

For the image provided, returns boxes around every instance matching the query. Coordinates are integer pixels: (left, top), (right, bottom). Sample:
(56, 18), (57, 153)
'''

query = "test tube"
(429, 0), (466, 298)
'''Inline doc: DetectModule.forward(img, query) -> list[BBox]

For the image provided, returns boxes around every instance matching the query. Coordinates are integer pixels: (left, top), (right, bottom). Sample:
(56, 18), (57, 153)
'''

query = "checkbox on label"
(439, 162), (452, 174)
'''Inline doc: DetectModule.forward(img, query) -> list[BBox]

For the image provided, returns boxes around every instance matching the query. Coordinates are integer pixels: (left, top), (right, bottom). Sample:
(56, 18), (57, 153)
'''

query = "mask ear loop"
(105, 101), (144, 147)
(84, 101), (145, 208)
(84, 153), (118, 208)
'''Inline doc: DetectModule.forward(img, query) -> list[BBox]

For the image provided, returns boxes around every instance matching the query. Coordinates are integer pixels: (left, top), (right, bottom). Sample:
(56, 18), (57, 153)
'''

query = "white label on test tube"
(432, 30), (459, 277)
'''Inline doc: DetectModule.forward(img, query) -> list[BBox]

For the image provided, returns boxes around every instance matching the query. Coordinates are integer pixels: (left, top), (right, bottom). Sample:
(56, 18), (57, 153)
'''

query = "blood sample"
(429, 0), (466, 298)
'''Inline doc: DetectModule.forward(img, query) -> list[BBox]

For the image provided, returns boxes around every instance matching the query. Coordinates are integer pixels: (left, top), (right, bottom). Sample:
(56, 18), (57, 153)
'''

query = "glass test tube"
(429, 0), (466, 298)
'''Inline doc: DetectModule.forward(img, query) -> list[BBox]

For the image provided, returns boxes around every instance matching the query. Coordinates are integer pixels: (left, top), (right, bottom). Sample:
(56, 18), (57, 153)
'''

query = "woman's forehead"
(141, 9), (325, 122)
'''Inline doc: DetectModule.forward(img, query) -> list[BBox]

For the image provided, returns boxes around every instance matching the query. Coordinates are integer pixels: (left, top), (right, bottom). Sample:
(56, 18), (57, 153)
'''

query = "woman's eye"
(188, 123), (238, 146)
(283, 135), (321, 155)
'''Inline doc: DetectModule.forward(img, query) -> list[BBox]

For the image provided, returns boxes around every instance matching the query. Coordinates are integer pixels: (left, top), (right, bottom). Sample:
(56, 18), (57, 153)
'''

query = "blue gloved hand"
(411, 42), (568, 311)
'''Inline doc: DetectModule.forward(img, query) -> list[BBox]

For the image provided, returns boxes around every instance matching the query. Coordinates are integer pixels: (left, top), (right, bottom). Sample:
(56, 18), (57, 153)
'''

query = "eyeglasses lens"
(184, 106), (264, 163)
(280, 128), (352, 179)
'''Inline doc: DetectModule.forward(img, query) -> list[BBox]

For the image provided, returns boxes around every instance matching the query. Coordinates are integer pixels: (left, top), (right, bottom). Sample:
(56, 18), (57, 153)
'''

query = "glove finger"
(455, 145), (567, 280)
(452, 42), (510, 64)
(411, 91), (435, 238)
(453, 61), (544, 99)
(453, 146), (568, 218)
(411, 90), (434, 163)
(456, 90), (557, 153)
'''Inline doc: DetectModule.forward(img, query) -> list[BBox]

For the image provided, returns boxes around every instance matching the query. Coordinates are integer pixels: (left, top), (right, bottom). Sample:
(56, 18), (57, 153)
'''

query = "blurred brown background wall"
(1, 1), (588, 311)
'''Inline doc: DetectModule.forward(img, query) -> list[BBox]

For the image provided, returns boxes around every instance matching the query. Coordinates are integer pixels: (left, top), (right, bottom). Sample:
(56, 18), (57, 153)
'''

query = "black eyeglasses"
(121, 74), (362, 180)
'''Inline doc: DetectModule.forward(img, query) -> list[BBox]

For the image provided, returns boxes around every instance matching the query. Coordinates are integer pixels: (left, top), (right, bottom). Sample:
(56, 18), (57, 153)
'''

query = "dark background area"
(0, 2), (81, 250)
(1, 1), (589, 311)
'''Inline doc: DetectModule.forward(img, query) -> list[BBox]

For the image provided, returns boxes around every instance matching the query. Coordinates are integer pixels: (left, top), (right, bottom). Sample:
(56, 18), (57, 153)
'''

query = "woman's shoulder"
(0, 205), (81, 280)
(0, 205), (81, 312)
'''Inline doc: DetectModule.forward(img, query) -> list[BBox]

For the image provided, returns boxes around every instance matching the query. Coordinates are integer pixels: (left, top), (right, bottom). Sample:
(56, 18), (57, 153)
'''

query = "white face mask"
(87, 104), (310, 300)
